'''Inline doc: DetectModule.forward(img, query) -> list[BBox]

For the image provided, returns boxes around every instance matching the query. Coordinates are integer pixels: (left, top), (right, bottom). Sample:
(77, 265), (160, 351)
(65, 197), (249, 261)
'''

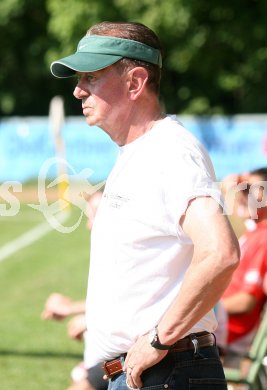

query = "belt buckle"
(102, 361), (110, 378)
(102, 359), (123, 379)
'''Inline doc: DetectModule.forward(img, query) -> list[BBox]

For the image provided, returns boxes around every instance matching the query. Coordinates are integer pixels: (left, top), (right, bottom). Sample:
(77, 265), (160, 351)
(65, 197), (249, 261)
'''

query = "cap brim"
(50, 52), (122, 78)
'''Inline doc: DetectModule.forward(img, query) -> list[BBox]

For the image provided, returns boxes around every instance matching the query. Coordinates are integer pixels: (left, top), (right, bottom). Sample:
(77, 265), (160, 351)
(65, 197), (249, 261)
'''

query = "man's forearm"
(157, 252), (238, 345)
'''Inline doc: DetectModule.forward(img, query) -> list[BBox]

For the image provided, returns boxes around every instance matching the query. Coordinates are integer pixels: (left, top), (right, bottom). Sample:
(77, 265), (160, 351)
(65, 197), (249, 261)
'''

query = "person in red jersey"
(220, 168), (267, 359)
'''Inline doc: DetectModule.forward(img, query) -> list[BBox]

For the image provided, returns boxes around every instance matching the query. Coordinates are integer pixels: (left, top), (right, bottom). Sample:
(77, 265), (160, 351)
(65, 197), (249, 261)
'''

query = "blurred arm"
(222, 292), (257, 314)
(41, 293), (85, 320)
(67, 314), (87, 340)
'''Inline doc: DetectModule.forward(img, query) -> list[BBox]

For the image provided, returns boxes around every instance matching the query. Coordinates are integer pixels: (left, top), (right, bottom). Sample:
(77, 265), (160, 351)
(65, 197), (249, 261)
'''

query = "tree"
(46, 0), (267, 115)
(112, 0), (267, 114)
(1, 0), (267, 116)
(0, 0), (80, 116)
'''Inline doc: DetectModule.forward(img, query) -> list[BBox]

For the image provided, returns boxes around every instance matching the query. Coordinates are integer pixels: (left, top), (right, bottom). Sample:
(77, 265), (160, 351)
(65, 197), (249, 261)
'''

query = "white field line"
(0, 211), (70, 263)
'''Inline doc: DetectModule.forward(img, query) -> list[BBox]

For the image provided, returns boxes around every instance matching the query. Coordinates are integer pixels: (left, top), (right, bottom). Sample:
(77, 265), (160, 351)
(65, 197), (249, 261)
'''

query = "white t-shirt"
(85, 115), (222, 368)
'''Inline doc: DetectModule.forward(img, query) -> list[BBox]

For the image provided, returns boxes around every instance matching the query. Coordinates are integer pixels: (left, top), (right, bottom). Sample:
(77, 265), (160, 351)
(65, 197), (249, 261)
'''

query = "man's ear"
(126, 67), (149, 100)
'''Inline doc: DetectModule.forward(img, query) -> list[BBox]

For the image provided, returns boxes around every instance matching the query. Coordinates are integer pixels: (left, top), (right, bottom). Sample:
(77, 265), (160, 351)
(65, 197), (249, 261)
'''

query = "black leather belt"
(102, 331), (215, 379)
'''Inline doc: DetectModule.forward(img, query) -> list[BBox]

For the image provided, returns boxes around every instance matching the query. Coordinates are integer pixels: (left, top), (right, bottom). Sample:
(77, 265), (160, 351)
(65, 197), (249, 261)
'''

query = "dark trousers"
(108, 346), (227, 389)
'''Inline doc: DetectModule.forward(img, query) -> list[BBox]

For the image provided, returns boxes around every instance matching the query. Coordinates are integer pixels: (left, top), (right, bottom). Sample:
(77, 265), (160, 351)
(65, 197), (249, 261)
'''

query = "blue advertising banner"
(0, 115), (267, 183)
(182, 115), (267, 179)
(0, 117), (118, 183)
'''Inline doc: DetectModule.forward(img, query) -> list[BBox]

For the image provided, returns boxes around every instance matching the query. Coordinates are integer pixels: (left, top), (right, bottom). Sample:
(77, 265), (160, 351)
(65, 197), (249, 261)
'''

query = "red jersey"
(223, 220), (267, 343)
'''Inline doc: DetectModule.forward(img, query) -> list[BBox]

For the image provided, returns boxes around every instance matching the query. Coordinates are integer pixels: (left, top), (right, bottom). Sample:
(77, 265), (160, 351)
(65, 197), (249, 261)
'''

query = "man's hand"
(67, 314), (87, 340)
(41, 293), (73, 320)
(123, 334), (168, 389)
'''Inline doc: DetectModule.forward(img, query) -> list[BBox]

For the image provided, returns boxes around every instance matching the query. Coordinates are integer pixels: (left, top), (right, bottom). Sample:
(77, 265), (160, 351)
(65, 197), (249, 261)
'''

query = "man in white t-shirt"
(51, 21), (240, 390)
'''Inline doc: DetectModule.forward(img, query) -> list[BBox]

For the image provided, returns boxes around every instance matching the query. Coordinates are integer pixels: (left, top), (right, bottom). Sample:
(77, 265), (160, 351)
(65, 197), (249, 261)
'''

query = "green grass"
(0, 203), (90, 389)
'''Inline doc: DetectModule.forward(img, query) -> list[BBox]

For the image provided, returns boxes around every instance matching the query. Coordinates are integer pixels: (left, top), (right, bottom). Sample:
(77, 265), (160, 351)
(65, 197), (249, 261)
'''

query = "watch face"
(148, 328), (157, 344)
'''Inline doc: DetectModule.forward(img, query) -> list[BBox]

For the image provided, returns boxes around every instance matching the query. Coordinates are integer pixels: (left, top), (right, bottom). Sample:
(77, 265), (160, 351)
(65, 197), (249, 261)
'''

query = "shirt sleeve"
(162, 139), (223, 239)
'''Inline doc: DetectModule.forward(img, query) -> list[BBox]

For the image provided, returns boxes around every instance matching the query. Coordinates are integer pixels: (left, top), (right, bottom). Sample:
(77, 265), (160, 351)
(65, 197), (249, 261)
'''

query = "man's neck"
(114, 100), (164, 146)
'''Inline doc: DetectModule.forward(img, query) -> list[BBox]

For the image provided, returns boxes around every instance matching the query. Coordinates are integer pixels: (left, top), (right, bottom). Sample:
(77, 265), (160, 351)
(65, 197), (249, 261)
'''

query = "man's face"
(238, 174), (267, 221)
(73, 65), (128, 135)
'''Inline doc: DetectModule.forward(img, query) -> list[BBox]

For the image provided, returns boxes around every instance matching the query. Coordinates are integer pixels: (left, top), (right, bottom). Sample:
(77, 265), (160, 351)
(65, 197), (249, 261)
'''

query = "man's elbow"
(221, 243), (240, 275)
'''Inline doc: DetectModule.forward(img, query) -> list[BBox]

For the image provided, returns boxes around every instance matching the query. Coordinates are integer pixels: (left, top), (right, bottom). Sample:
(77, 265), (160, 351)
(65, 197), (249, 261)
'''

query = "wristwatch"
(148, 326), (172, 350)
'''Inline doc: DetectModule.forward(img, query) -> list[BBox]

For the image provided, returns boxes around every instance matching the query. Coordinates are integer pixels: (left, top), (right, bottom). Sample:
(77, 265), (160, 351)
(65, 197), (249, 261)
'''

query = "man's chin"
(84, 115), (106, 132)
(84, 115), (96, 126)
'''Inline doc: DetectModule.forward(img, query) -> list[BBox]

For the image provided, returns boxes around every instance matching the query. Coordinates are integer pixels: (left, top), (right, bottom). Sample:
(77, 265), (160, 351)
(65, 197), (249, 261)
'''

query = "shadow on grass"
(0, 349), (82, 360)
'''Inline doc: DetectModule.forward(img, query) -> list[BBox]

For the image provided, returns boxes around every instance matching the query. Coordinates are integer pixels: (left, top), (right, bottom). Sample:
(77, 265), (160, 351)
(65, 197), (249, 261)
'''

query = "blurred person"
(51, 21), (239, 389)
(217, 168), (267, 363)
(221, 171), (250, 219)
(264, 273), (267, 296)
(42, 293), (107, 390)
(41, 190), (103, 323)
(42, 191), (106, 390)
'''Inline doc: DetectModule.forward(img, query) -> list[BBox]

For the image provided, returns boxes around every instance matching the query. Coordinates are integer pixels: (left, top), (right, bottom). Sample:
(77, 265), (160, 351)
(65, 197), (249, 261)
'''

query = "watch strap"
(149, 326), (172, 350)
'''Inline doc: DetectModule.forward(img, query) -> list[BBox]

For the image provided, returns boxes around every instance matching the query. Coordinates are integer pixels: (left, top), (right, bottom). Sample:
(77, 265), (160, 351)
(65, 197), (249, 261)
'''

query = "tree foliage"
(1, 0), (267, 116)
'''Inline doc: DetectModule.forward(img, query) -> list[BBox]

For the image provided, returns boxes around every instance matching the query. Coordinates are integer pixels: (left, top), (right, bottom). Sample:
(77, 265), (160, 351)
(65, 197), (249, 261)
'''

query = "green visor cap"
(50, 35), (162, 78)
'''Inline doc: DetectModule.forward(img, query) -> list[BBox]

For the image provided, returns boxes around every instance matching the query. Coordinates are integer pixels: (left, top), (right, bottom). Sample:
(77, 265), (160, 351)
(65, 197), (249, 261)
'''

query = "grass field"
(0, 200), (90, 390)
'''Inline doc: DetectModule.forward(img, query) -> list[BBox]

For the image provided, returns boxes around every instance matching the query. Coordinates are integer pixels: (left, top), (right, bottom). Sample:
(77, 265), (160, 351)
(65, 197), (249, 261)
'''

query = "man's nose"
(73, 80), (90, 99)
